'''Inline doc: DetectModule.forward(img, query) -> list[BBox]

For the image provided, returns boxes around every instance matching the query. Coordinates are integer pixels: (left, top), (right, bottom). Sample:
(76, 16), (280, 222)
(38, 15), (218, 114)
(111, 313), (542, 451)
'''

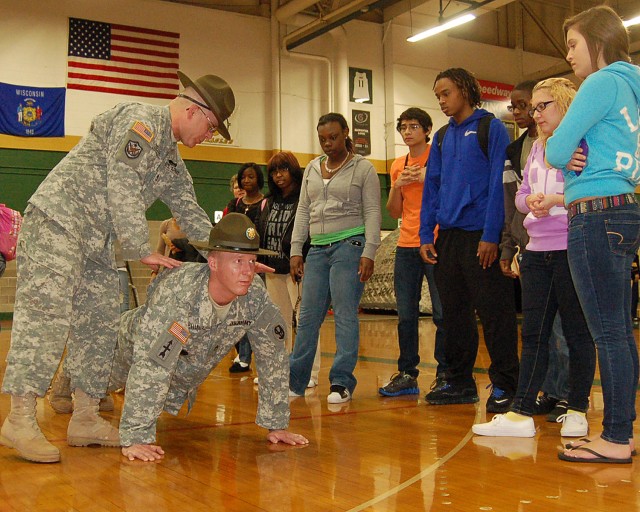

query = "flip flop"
(558, 446), (632, 464)
(564, 438), (637, 456)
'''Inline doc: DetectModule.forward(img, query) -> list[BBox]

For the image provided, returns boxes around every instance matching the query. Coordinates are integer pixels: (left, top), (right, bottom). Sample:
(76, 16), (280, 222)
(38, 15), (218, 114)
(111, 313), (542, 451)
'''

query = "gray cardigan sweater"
(290, 154), (381, 261)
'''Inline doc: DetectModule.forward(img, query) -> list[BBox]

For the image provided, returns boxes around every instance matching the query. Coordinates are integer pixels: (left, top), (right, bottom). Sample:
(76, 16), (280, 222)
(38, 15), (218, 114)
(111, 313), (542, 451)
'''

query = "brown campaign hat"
(177, 71), (235, 140)
(190, 214), (277, 256)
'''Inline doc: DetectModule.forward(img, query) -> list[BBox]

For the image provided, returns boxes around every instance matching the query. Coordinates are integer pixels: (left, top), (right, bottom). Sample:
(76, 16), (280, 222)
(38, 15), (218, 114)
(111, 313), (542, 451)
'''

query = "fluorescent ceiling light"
(623, 15), (640, 27)
(407, 13), (476, 43)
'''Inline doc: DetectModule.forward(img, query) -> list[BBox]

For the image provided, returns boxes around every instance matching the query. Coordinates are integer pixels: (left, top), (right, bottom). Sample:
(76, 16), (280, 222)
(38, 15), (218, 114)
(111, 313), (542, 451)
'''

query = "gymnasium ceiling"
(161, 0), (639, 67)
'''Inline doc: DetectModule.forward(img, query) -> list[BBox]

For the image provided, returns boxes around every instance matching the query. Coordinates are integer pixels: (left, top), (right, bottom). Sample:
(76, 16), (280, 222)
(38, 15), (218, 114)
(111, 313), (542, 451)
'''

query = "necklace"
(324, 153), (351, 174)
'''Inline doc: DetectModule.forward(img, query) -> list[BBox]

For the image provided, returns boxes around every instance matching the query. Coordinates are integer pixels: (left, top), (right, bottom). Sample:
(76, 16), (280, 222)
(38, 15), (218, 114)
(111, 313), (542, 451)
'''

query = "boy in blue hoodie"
(419, 68), (519, 412)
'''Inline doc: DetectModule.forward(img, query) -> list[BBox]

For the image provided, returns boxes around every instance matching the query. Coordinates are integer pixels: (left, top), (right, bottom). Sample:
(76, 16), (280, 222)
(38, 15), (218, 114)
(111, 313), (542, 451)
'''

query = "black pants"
(434, 229), (519, 394)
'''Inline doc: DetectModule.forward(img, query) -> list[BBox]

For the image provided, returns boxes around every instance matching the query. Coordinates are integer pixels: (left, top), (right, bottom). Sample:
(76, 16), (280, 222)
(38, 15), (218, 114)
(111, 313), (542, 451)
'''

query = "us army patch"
(149, 330), (182, 370)
(168, 321), (190, 344)
(131, 121), (154, 143)
(125, 140), (142, 159)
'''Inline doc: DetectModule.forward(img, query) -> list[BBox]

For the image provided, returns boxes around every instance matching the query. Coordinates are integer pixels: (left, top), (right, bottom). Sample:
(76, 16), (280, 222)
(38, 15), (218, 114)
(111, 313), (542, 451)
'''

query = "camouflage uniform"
(2, 103), (211, 399)
(110, 263), (289, 446)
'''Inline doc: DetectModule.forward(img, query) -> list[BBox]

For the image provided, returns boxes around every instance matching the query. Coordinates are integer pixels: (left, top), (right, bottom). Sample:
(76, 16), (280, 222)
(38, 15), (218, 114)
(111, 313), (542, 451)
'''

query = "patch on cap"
(245, 227), (257, 240)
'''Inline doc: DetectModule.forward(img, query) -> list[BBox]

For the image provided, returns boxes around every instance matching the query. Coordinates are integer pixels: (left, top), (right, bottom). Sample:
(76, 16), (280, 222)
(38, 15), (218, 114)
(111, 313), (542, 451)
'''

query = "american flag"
(67, 17), (180, 100)
(168, 321), (190, 345)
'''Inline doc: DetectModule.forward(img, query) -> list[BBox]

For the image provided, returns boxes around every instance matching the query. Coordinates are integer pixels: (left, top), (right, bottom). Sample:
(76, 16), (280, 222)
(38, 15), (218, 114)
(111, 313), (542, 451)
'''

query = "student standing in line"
(379, 108), (448, 397)
(546, 5), (640, 464)
(473, 78), (596, 443)
(225, 163), (266, 373)
(419, 68), (519, 413)
(500, 81), (570, 422)
(256, 151), (320, 388)
(289, 113), (381, 405)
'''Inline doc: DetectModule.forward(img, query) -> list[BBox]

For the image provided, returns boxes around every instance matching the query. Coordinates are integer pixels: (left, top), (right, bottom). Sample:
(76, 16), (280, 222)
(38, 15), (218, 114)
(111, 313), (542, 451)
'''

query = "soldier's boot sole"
(0, 420), (60, 463)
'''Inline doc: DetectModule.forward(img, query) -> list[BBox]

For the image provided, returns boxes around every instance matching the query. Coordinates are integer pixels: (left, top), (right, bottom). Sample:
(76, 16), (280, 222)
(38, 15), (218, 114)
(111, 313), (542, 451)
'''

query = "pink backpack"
(0, 204), (23, 261)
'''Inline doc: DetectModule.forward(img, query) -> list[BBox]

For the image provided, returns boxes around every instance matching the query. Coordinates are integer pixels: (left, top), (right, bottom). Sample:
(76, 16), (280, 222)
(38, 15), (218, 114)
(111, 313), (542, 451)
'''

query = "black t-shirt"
(262, 195), (297, 273)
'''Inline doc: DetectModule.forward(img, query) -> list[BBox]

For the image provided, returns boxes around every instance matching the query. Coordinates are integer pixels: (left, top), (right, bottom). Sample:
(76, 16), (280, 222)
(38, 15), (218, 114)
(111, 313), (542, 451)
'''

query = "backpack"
(436, 113), (495, 159)
(0, 204), (23, 261)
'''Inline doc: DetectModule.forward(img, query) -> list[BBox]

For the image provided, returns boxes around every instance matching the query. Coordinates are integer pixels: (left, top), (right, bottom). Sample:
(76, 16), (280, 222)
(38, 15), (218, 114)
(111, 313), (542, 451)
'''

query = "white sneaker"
(253, 377), (259, 385)
(472, 414), (536, 437)
(307, 379), (317, 389)
(327, 385), (351, 404)
(289, 389), (303, 398)
(558, 412), (588, 437)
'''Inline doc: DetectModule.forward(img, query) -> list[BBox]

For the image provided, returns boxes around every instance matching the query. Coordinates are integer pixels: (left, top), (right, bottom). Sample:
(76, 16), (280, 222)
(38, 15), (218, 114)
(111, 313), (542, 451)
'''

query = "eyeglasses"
(507, 101), (529, 113)
(179, 93), (218, 136)
(528, 100), (555, 118)
(398, 123), (422, 133)
(270, 167), (290, 176)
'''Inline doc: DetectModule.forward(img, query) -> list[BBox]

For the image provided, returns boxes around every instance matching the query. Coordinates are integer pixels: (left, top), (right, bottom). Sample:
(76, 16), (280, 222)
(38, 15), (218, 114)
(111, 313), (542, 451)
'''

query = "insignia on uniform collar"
(132, 121), (154, 143)
(125, 140), (142, 159)
(246, 227), (257, 240)
(274, 324), (285, 340)
(168, 321), (190, 345)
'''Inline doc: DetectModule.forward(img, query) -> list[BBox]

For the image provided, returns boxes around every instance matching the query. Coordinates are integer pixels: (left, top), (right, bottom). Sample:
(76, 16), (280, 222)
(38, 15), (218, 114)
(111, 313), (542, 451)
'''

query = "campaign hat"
(177, 71), (235, 140)
(190, 214), (277, 256)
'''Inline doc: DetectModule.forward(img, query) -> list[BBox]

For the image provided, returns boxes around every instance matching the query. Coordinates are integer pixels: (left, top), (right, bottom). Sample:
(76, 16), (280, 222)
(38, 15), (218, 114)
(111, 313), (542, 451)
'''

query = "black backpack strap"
(436, 124), (449, 152)
(477, 113), (495, 159)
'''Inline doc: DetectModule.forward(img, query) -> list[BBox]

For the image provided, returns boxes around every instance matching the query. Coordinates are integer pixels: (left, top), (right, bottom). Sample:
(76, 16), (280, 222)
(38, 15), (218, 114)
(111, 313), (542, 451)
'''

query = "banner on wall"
(478, 79), (517, 142)
(0, 82), (65, 137)
(67, 17), (180, 100)
(352, 110), (371, 156)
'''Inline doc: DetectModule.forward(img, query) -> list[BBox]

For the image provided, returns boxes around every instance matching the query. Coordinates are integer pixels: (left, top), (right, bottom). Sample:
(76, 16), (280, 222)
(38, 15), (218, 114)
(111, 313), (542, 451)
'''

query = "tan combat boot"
(67, 388), (120, 447)
(0, 393), (61, 463)
(49, 373), (114, 413)
(48, 372), (73, 414)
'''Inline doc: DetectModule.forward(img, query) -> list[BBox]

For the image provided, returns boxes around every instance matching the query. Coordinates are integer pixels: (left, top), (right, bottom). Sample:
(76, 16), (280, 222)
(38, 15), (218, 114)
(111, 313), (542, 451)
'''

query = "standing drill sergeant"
(109, 214), (309, 462)
(1, 71), (235, 463)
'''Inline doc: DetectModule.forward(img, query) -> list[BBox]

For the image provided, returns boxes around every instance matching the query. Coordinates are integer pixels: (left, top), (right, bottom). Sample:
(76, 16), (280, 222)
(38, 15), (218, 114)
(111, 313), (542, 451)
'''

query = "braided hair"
(434, 68), (482, 109)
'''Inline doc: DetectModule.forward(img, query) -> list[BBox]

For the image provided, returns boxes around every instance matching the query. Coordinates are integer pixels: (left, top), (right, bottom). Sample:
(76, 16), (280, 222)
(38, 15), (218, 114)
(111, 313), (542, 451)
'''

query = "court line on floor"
(345, 404), (482, 512)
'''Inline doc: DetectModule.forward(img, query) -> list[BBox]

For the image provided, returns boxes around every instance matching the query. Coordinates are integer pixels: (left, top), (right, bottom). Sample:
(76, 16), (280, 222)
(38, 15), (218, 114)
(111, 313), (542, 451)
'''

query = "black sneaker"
(229, 361), (251, 373)
(379, 372), (419, 397)
(485, 384), (513, 413)
(425, 379), (479, 405)
(547, 399), (568, 422)
(532, 393), (559, 415)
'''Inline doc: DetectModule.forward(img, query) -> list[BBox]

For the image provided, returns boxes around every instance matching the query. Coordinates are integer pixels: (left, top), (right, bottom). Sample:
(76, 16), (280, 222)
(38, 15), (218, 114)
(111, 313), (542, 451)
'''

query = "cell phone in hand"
(575, 139), (588, 176)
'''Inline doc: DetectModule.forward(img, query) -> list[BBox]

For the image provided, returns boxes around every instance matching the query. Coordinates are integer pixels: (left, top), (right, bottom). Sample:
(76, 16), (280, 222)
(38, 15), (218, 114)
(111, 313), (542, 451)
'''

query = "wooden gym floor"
(0, 315), (638, 512)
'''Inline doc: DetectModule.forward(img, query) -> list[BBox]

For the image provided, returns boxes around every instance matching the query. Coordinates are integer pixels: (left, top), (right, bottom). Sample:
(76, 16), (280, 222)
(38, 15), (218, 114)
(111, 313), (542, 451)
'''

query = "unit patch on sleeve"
(131, 121), (154, 143)
(273, 324), (286, 341)
(149, 330), (182, 370)
(125, 140), (142, 159)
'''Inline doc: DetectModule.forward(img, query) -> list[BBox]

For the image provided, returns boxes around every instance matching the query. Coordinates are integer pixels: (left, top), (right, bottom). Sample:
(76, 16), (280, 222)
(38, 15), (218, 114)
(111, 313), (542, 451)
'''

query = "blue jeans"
(568, 204), (640, 444)
(511, 250), (595, 415)
(394, 246), (447, 378)
(540, 313), (570, 400)
(289, 236), (365, 395)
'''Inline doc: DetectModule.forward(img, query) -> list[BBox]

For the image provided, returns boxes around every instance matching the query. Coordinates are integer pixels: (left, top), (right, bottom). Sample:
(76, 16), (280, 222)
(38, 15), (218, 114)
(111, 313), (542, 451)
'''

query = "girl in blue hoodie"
(546, 5), (640, 464)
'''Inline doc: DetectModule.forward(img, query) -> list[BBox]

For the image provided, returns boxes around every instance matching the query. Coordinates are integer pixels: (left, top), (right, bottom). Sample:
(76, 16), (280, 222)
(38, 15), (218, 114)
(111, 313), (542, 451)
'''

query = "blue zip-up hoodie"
(547, 61), (640, 204)
(419, 108), (510, 245)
